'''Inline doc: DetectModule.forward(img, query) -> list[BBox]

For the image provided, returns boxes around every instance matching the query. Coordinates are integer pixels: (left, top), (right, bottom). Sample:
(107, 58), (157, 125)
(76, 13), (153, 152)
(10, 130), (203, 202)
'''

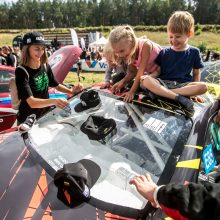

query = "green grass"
(0, 33), (18, 46)
(64, 71), (105, 87)
(135, 31), (220, 51)
(1, 31), (220, 51)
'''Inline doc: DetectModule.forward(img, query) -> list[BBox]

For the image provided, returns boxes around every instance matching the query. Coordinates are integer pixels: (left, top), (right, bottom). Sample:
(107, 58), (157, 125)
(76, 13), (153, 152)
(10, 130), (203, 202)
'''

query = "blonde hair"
(108, 25), (138, 65)
(20, 45), (48, 66)
(167, 11), (194, 35)
(103, 41), (113, 58)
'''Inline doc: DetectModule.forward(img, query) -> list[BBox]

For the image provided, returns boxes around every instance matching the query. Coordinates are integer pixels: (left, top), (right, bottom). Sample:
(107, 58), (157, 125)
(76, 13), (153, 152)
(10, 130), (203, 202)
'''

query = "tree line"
(0, 0), (220, 29)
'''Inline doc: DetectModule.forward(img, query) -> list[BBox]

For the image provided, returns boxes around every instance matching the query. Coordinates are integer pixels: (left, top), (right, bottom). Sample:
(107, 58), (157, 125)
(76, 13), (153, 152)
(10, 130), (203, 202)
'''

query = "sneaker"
(18, 114), (36, 133)
(175, 95), (194, 111)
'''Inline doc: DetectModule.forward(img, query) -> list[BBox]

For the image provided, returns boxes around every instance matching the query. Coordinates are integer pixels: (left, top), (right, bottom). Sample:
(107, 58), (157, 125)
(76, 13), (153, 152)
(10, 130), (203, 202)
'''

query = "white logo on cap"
(36, 36), (44, 41)
(27, 38), (31, 43)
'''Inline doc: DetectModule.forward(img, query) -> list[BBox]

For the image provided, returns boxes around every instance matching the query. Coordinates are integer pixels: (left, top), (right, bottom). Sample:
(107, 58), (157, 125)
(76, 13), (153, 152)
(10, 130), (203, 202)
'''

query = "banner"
(80, 37), (85, 49)
(70, 28), (79, 46)
(95, 31), (100, 41)
(88, 32), (95, 44)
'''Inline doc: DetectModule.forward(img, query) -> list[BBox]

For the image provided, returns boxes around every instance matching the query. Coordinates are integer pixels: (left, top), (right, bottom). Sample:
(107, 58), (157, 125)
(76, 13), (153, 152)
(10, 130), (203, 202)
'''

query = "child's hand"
(100, 82), (111, 89)
(191, 95), (205, 103)
(122, 91), (134, 102)
(129, 174), (158, 207)
(112, 80), (125, 94)
(72, 84), (83, 94)
(54, 98), (69, 109)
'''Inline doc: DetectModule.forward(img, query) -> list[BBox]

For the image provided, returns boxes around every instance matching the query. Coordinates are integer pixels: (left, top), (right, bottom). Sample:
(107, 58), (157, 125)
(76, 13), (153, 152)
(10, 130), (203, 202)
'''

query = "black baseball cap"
(54, 159), (101, 207)
(22, 32), (46, 46)
(80, 115), (117, 141)
(74, 90), (101, 113)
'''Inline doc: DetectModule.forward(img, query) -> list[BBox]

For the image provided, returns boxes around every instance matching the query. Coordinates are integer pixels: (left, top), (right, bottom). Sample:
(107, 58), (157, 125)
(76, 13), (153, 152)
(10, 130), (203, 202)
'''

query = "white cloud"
(1, 0), (18, 3)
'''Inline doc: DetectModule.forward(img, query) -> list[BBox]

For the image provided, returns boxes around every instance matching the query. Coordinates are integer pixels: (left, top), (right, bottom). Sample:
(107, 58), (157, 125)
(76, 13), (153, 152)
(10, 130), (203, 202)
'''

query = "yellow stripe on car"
(176, 159), (200, 169)
(185, 145), (203, 150)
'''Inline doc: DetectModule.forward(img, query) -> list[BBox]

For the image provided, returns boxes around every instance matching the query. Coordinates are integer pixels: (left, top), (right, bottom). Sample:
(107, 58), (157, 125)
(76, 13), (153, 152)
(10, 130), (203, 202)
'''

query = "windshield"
(27, 90), (192, 211)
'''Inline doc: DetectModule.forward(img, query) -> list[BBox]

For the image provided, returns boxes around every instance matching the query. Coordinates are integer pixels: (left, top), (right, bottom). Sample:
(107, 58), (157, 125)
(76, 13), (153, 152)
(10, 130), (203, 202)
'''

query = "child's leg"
(142, 76), (194, 110)
(171, 82), (207, 96)
(77, 70), (80, 81)
(142, 76), (176, 100)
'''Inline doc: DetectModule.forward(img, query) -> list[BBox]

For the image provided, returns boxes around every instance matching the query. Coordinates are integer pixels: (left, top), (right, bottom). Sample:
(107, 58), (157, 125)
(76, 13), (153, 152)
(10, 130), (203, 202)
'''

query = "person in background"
(15, 32), (83, 124)
(0, 47), (7, 65)
(101, 42), (127, 89)
(2, 46), (16, 67)
(76, 57), (85, 82)
(8, 46), (18, 66)
(96, 51), (102, 61)
(13, 46), (21, 66)
(108, 25), (162, 102)
(140, 11), (207, 110)
(80, 48), (87, 60)
(90, 48), (96, 61)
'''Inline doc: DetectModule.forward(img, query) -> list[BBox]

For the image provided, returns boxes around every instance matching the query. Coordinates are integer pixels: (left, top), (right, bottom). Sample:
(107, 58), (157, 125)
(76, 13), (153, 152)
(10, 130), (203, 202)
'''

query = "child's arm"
(112, 65), (137, 93)
(123, 41), (152, 102)
(56, 84), (83, 95)
(192, 68), (201, 82)
(191, 68), (206, 103)
(101, 65), (113, 89)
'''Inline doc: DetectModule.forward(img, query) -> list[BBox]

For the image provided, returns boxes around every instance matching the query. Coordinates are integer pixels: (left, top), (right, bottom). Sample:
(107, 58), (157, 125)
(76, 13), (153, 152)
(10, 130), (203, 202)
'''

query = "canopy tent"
(89, 36), (107, 50)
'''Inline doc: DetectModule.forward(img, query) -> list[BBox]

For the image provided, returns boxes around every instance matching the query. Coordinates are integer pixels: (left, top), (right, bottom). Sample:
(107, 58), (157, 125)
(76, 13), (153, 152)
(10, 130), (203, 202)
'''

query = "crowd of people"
(1, 10), (220, 220)
(0, 45), (20, 67)
(80, 47), (103, 61)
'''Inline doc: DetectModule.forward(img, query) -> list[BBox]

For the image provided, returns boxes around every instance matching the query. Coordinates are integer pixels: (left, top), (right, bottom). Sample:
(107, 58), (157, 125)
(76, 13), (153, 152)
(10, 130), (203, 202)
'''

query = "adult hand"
(129, 174), (158, 207)
(100, 82), (111, 89)
(216, 110), (220, 125)
(111, 80), (125, 94)
(122, 91), (134, 102)
(72, 83), (83, 94)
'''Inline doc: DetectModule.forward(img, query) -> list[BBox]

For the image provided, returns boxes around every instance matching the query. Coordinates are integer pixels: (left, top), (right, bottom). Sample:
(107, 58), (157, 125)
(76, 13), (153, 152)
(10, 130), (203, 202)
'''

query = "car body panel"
(0, 131), (133, 220)
(0, 61), (220, 219)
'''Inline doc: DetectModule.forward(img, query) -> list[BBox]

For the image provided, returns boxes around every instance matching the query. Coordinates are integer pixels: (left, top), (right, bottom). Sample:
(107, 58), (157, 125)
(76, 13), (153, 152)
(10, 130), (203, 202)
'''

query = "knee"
(200, 82), (208, 93)
(141, 75), (153, 88)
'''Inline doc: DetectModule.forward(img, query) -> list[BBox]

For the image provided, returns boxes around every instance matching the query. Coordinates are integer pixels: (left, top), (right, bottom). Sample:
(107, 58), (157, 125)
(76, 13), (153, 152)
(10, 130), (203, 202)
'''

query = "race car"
(0, 52), (220, 219)
(0, 83), (219, 220)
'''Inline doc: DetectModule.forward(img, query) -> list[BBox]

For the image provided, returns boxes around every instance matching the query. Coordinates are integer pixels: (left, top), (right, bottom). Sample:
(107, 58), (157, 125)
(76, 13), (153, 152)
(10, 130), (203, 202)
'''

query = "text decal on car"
(202, 144), (216, 174)
(143, 117), (167, 134)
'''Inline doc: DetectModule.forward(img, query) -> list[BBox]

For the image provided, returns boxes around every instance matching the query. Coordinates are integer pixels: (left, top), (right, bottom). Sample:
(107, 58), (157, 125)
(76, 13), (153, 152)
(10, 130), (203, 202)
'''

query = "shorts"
(157, 78), (189, 89)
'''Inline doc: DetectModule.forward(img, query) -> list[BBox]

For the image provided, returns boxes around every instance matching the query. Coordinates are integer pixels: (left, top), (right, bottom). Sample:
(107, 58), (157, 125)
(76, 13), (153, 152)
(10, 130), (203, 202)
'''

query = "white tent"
(89, 36), (107, 50)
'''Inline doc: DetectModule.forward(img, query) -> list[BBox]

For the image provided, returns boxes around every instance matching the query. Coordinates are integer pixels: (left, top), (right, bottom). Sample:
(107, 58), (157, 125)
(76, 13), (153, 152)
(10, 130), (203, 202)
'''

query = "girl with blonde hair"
(108, 25), (162, 102)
